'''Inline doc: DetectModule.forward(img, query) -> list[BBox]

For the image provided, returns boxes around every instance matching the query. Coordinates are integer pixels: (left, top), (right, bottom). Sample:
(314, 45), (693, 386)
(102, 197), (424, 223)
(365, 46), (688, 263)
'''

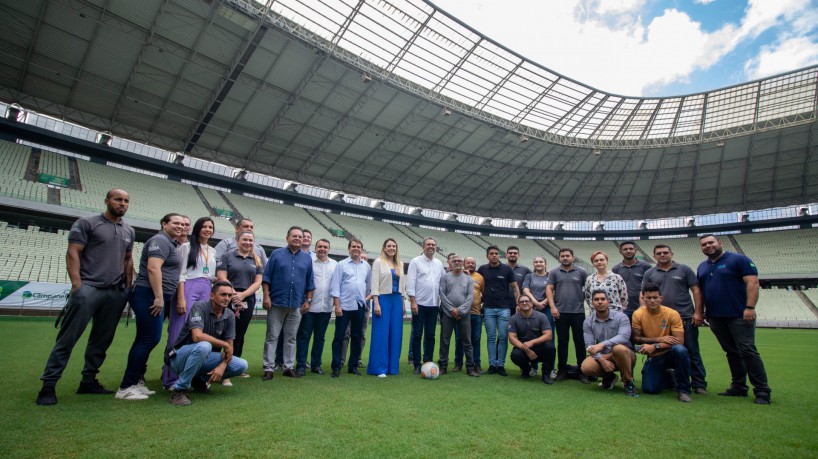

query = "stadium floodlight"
(554, 222), (564, 231)
(96, 131), (113, 147)
(409, 207), (422, 215)
(330, 193), (344, 201)
(372, 200), (385, 209)
(445, 213), (458, 221)
(4, 104), (23, 122)
(594, 222), (605, 231)
(361, 72), (372, 83)
(516, 221), (527, 229)
(716, 141), (725, 147)
(593, 149), (602, 156)
(480, 218), (492, 226)
(234, 169), (247, 181)
(739, 212), (750, 222)
(799, 207), (809, 216)
(283, 182), (297, 192)
(519, 134), (529, 143)
(638, 220), (648, 230)
(442, 108), (452, 116)
(686, 217), (695, 227)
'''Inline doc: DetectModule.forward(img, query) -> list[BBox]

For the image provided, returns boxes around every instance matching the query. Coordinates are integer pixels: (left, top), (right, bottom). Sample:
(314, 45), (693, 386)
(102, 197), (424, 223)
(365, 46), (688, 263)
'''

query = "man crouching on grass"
(166, 281), (248, 406)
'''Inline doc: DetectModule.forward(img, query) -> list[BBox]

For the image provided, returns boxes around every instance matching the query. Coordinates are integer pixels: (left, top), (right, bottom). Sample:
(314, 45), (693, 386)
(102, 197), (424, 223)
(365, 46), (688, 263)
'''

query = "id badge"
(202, 266), (210, 274)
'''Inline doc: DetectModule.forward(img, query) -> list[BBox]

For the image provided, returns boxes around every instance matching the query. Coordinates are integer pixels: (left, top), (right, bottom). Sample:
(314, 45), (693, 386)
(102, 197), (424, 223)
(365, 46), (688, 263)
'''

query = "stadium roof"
(1, 0), (817, 221)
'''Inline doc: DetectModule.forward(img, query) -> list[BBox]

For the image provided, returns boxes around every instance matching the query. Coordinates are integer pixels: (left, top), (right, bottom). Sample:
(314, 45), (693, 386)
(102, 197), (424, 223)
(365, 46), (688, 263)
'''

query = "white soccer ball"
(420, 362), (439, 380)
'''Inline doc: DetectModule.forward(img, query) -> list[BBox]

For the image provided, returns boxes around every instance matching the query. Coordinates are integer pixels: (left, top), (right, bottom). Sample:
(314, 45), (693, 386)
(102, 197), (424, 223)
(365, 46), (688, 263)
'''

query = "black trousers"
(510, 341), (555, 375)
(555, 312), (585, 370)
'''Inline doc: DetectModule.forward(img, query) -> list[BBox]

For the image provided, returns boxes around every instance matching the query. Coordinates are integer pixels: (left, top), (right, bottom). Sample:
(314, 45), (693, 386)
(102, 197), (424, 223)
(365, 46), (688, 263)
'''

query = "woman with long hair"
(522, 256), (556, 338)
(216, 231), (263, 382)
(583, 251), (627, 313)
(367, 238), (406, 377)
(116, 213), (184, 400)
(161, 216), (216, 389)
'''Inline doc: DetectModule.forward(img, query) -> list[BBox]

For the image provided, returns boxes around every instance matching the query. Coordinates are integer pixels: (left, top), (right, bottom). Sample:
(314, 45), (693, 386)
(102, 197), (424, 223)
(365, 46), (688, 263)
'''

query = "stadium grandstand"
(0, 0), (817, 327)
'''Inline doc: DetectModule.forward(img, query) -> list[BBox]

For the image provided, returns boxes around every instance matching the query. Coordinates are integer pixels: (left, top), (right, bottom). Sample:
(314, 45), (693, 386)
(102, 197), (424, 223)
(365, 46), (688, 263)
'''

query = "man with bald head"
(37, 189), (136, 406)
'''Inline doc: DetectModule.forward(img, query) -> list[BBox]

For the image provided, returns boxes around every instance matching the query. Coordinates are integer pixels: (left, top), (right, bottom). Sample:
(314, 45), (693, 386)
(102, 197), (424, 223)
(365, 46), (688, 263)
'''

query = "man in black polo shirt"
(641, 244), (706, 395)
(167, 281), (248, 406)
(508, 294), (556, 384)
(546, 248), (589, 382)
(37, 189), (135, 406)
(611, 241), (652, 321)
(477, 245), (520, 376)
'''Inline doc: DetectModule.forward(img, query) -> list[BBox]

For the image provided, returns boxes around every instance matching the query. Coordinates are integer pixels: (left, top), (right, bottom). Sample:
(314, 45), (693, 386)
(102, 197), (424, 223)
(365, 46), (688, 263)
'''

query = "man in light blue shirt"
(406, 237), (444, 375)
(330, 238), (372, 378)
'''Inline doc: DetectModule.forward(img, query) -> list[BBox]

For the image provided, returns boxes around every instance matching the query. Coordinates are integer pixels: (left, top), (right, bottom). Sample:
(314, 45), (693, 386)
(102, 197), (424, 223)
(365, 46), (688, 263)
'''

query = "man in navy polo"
(697, 234), (771, 405)
(261, 226), (314, 380)
(641, 244), (706, 395)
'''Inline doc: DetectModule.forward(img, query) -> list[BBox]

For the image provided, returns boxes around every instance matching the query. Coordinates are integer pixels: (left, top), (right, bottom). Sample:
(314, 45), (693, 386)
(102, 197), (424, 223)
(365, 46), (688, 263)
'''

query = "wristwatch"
(654, 343), (661, 351)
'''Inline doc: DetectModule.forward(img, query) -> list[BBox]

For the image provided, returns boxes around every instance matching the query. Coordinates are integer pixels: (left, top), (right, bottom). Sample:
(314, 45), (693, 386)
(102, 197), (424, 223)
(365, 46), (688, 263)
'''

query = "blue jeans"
(296, 311), (332, 371)
(120, 286), (171, 389)
(455, 314), (483, 367)
(170, 341), (248, 390)
(483, 307), (510, 367)
(411, 305), (439, 367)
(683, 317), (707, 389)
(641, 344), (692, 394)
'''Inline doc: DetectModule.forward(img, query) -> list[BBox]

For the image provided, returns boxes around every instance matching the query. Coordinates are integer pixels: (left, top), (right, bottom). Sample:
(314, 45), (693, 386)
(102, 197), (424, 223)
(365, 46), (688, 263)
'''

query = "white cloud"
(431, 0), (817, 96)
(693, 0), (716, 4)
(744, 36), (818, 79)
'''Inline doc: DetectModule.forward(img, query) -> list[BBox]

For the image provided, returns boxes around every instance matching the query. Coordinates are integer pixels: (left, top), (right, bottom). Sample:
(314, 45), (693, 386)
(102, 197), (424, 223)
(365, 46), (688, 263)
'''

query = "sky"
(431, 0), (818, 97)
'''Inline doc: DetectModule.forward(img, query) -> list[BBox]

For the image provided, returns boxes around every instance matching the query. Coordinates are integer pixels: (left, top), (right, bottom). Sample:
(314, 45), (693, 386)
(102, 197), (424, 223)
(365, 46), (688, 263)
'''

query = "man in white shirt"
(295, 239), (337, 376)
(406, 237), (444, 375)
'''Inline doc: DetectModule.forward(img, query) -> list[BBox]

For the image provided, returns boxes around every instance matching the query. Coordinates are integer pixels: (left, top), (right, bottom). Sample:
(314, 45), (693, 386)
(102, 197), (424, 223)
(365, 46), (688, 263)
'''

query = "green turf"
(2, 317), (817, 458)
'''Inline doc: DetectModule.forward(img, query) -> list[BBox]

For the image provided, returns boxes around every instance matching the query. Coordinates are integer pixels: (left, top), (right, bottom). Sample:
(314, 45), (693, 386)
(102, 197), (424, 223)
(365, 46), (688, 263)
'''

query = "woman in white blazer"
(366, 238), (406, 377)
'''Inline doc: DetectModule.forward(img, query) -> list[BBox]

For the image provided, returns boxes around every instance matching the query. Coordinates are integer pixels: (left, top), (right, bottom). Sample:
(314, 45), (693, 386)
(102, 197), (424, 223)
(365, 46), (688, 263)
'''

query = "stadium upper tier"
(0, 142), (816, 281)
(1, 0), (816, 221)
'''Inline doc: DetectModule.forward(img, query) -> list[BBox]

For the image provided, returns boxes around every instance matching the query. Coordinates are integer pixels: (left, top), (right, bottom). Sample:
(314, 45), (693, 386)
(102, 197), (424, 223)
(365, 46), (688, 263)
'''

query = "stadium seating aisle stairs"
(794, 291), (818, 319)
(727, 235), (746, 255)
(217, 191), (244, 222)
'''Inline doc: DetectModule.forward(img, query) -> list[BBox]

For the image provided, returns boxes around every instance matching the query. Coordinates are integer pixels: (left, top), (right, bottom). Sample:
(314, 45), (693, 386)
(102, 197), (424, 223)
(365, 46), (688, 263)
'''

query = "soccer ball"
(420, 362), (439, 380)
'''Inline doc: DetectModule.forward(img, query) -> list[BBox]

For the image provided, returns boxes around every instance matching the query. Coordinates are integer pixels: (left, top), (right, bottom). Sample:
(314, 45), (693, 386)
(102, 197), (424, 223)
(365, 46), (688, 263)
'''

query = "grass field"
(2, 317), (817, 458)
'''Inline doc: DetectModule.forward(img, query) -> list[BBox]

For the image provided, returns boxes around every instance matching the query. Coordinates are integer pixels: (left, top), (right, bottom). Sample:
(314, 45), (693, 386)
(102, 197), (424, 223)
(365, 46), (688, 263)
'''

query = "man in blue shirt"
(330, 238), (372, 378)
(261, 226), (314, 380)
(697, 234), (771, 405)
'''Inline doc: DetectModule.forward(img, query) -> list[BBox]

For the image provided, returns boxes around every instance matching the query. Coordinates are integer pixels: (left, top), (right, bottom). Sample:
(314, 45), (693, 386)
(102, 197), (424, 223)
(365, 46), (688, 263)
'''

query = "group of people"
(35, 188), (772, 407)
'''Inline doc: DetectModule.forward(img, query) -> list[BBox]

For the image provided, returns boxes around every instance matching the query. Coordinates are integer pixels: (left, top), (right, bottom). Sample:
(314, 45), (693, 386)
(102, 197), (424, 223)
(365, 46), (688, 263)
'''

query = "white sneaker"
(222, 379), (233, 387)
(377, 374), (387, 378)
(115, 385), (149, 400)
(529, 368), (539, 377)
(135, 381), (156, 395)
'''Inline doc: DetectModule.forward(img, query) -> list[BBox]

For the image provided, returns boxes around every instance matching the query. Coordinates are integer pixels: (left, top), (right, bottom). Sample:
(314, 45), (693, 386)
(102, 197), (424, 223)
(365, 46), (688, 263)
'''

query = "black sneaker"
(521, 370), (531, 379)
(296, 368), (307, 377)
(413, 367), (421, 375)
(542, 373), (554, 385)
(36, 386), (58, 406)
(357, 360), (364, 368)
(624, 381), (639, 397)
(554, 369), (568, 381)
(76, 379), (114, 395)
(486, 365), (498, 375)
(191, 377), (211, 394)
(754, 393), (772, 405)
(718, 386), (749, 397)
(170, 389), (191, 406)
(579, 373), (590, 384)
(408, 359), (414, 367)
(496, 366), (508, 377)
(600, 373), (617, 390)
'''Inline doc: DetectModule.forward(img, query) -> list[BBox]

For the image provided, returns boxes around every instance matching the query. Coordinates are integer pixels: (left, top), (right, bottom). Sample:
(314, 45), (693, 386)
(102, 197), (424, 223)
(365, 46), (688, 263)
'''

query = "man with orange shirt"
(632, 282), (692, 403)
